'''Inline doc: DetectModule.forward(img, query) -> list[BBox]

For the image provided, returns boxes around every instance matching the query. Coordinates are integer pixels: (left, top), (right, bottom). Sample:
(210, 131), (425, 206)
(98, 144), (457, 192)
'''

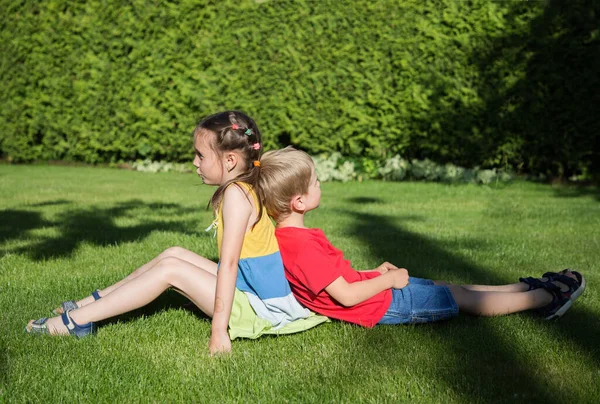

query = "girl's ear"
(224, 152), (239, 172)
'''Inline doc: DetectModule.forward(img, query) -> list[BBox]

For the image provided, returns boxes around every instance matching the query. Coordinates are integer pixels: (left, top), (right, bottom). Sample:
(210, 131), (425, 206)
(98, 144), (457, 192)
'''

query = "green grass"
(1, 165), (599, 403)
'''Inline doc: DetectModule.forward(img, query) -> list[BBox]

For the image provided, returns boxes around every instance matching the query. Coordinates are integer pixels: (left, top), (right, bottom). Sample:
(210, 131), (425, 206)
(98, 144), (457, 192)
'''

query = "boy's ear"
(289, 194), (305, 213)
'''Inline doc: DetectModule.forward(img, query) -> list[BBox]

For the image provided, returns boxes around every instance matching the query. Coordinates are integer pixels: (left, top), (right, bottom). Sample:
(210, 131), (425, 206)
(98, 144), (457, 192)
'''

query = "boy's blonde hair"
(259, 147), (314, 222)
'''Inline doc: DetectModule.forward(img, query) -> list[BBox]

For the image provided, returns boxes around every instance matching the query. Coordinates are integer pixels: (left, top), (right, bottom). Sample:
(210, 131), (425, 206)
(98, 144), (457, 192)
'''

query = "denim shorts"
(377, 277), (459, 325)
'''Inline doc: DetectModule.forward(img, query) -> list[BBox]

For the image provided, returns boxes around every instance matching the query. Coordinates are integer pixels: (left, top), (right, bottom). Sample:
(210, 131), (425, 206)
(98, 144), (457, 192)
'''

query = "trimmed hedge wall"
(1, 0), (598, 178)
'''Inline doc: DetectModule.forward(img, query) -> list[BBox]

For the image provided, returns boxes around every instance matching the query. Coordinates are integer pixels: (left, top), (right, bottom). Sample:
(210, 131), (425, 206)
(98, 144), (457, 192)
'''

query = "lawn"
(1, 164), (599, 402)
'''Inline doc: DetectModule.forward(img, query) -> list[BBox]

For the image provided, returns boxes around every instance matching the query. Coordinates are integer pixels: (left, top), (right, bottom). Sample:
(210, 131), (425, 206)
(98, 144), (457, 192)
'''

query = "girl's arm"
(324, 267), (409, 307)
(209, 185), (252, 355)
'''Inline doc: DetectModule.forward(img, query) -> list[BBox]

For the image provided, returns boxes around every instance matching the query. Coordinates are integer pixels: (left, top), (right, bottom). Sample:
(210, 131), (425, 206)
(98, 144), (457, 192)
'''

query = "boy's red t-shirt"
(275, 227), (392, 328)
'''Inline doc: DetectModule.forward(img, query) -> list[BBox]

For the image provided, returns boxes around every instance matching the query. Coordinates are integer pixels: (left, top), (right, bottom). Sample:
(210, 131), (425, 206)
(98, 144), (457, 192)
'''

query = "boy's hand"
(375, 261), (399, 274)
(209, 330), (232, 356)
(387, 267), (409, 289)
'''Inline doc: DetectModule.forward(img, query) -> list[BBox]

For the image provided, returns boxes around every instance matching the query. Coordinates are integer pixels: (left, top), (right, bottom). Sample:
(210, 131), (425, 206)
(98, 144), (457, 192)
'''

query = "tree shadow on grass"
(28, 199), (72, 208)
(551, 186), (600, 202)
(4, 198), (220, 344)
(0, 209), (49, 245)
(330, 206), (597, 402)
(1, 199), (202, 261)
(0, 335), (6, 392)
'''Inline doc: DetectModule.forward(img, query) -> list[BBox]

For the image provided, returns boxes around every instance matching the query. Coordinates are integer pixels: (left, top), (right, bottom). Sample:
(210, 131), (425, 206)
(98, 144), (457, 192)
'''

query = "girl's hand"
(209, 330), (232, 356)
(375, 261), (399, 275)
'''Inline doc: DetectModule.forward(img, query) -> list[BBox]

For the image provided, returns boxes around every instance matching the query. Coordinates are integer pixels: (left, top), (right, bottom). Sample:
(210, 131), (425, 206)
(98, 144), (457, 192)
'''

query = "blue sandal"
(25, 310), (96, 338)
(52, 289), (102, 315)
(25, 317), (52, 335)
(61, 310), (97, 338)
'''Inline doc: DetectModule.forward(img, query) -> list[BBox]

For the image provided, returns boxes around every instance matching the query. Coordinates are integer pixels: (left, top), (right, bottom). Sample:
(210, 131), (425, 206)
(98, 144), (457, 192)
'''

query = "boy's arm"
(359, 262), (399, 275)
(324, 267), (409, 307)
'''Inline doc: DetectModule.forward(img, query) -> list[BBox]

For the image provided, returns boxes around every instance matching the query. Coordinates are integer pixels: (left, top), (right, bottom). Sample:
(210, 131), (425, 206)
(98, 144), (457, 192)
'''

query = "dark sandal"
(520, 269), (584, 292)
(542, 269), (585, 292)
(546, 273), (586, 302)
(542, 269), (571, 279)
(537, 273), (586, 320)
(53, 289), (102, 315)
(537, 283), (571, 320)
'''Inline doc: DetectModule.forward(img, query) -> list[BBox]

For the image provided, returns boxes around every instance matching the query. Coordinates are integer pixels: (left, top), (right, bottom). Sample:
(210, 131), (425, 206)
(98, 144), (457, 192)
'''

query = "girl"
(26, 111), (325, 354)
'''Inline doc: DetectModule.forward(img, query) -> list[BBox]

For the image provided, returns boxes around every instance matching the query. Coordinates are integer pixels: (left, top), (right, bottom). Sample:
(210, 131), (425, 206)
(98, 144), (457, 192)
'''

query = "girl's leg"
(59, 247), (218, 311)
(33, 256), (217, 335)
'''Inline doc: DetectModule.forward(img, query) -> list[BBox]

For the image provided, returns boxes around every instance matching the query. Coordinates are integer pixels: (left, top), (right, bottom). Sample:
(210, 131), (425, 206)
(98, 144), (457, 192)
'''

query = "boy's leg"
(434, 281), (529, 293)
(433, 269), (580, 293)
(446, 271), (581, 316)
(447, 285), (552, 316)
(60, 247), (218, 311)
(31, 256), (217, 335)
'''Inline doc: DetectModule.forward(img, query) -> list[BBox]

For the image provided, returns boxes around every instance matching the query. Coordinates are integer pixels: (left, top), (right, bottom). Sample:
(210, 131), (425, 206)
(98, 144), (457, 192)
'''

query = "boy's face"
(302, 167), (321, 211)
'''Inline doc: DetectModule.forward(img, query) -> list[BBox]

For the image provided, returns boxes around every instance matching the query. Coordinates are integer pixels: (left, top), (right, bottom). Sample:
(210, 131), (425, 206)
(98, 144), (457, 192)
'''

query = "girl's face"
(193, 133), (225, 185)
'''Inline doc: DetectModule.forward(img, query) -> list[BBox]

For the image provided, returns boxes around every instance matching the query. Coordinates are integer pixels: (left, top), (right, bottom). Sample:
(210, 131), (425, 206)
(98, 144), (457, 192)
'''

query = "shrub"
(131, 159), (192, 174)
(377, 155), (513, 184)
(378, 155), (410, 181)
(313, 153), (356, 183)
(1, 0), (597, 179)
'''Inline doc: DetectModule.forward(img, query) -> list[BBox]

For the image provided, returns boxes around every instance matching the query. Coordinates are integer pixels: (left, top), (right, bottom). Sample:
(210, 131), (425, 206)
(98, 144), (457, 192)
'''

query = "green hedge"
(1, 0), (598, 178)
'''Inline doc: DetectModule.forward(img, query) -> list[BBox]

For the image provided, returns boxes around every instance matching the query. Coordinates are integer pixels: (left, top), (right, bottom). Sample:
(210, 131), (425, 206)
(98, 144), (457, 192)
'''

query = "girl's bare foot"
(26, 315), (71, 336)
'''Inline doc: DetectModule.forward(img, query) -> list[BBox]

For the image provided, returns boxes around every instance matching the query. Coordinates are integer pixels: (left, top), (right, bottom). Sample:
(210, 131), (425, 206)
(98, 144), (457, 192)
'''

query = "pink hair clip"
(231, 124), (239, 130)
(252, 143), (261, 150)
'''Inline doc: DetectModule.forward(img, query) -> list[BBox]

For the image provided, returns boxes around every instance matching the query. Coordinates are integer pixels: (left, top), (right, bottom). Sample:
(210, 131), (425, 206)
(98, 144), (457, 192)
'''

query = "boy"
(258, 147), (585, 327)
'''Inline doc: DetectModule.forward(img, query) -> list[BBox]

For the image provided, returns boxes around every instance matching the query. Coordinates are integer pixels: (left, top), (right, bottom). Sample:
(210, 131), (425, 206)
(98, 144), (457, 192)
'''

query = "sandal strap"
(542, 269), (582, 283)
(61, 310), (96, 338)
(91, 289), (102, 301)
(61, 311), (77, 334)
(546, 274), (581, 295)
(26, 317), (51, 335)
(542, 271), (561, 280)
(32, 317), (49, 325)
(61, 300), (79, 312)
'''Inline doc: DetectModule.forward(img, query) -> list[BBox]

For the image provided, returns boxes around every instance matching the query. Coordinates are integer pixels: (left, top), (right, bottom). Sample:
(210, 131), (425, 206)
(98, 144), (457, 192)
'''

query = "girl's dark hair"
(193, 110), (264, 225)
